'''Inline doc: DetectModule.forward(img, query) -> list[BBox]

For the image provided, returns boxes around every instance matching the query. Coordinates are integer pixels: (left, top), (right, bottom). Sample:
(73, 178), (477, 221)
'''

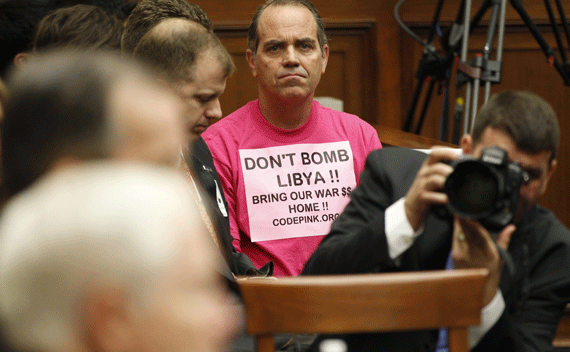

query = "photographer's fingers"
(421, 149), (459, 203)
(453, 218), (514, 306)
(452, 217), (497, 268)
(404, 149), (458, 230)
(457, 217), (489, 247)
(496, 224), (516, 251)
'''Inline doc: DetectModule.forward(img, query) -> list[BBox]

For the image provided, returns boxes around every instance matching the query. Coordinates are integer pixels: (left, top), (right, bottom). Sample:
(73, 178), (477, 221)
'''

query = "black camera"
(442, 146), (526, 231)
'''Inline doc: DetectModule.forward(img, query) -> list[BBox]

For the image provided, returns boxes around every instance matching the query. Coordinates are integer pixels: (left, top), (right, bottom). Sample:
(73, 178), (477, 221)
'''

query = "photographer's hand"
(452, 217), (516, 305)
(404, 148), (459, 231)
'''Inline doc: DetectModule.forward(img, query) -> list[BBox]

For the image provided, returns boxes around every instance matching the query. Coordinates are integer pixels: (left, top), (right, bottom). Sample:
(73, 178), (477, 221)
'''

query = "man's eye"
(197, 96), (212, 104)
(268, 45), (280, 52)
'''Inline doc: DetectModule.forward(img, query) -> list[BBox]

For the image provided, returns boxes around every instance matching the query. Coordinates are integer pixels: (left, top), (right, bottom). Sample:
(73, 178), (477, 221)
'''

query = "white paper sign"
(239, 141), (356, 242)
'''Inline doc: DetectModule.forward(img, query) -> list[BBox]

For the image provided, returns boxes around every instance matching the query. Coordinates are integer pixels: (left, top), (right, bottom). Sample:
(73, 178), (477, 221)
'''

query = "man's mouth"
(192, 124), (208, 135)
(279, 72), (305, 79)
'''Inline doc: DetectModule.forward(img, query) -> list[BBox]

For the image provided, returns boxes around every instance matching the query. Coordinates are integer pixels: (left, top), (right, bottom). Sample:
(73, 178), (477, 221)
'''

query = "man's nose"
(205, 98), (222, 120)
(282, 46), (300, 67)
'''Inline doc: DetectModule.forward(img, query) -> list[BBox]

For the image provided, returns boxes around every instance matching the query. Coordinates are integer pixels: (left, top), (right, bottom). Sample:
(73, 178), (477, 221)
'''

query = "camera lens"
(445, 161), (499, 217)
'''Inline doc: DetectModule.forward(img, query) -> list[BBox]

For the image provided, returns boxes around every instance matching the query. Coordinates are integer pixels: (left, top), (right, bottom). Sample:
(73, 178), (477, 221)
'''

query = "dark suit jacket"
(303, 147), (570, 352)
(189, 137), (273, 278)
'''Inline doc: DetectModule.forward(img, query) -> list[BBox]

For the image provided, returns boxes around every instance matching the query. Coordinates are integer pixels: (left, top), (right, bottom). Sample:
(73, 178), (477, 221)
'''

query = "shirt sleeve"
(385, 198), (423, 259)
(469, 290), (505, 347)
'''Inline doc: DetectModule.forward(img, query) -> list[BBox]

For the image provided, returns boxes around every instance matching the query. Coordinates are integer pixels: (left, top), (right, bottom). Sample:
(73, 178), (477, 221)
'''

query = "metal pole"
(461, 0), (473, 135)
(484, 0), (507, 104)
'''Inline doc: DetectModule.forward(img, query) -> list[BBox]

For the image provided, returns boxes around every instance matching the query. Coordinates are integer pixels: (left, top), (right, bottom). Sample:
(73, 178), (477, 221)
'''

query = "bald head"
(133, 18), (234, 85)
(121, 0), (213, 56)
(133, 18), (208, 83)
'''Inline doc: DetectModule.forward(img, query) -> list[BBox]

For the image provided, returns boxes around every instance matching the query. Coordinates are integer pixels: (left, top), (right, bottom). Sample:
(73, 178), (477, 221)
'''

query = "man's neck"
(258, 94), (314, 130)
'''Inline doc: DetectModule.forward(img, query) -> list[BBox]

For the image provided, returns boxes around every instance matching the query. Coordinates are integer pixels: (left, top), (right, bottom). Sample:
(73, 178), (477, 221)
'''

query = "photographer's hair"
(247, 0), (327, 58)
(133, 18), (235, 86)
(1, 50), (157, 198)
(472, 90), (560, 162)
(33, 5), (124, 52)
(122, 0), (213, 56)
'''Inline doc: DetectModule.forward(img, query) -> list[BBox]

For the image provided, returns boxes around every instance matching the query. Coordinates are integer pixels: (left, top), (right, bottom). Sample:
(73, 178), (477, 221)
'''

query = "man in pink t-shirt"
(202, 0), (381, 276)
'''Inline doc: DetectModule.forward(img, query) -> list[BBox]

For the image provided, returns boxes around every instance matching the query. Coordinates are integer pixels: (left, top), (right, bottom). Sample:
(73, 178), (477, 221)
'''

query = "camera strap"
(497, 245), (516, 277)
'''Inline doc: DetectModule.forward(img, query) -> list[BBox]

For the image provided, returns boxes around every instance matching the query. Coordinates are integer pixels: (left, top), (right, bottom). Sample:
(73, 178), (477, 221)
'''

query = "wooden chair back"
(238, 269), (488, 352)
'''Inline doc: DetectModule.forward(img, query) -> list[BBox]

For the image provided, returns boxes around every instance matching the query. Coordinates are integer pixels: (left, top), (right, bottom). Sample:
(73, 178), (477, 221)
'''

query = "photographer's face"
(461, 127), (557, 224)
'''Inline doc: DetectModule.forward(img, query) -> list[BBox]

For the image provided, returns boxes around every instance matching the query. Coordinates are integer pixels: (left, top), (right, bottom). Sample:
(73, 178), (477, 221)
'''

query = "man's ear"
(460, 134), (474, 155)
(83, 287), (135, 352)
(13, 52), (31, 67)
(321, 44), (329, 74)
(246, 49), (257, 78)
(543, 158), (558, 193)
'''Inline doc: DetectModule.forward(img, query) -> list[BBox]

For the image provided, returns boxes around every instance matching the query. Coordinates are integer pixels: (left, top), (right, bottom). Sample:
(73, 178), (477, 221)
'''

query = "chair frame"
(238, 268), (488, 352)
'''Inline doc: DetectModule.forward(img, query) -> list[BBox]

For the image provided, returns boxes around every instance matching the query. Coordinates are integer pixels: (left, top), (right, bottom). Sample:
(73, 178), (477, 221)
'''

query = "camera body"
(442, 146), (524, 231)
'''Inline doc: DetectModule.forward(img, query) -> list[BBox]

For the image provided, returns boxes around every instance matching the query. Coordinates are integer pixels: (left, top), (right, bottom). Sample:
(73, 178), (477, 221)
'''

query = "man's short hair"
(133, 18), (235, 85)
(0, 162), (204, 352)
(472, 90), (560, 161)
(43, 0), (137, 22)
(0, 0), (49, 78)
(247, 0), (328, 57)
(33, 4), (124, 52)
(122, 0), (213, 56)
(1, 50), (159, 198)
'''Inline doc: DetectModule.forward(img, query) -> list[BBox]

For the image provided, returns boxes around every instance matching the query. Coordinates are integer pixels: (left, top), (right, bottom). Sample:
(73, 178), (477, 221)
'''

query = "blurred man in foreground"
(1, 49), (185, 200)
(0, 162), (239, 352)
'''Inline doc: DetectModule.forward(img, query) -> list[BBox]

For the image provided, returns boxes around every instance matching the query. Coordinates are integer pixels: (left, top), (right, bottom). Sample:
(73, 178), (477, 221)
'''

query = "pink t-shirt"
(203, 100), (381, 276)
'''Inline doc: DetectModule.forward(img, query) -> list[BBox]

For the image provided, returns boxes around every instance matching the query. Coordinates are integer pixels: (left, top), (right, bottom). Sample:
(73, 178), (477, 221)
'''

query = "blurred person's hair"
(43, 0), (136, 22)
(133, 18), (235, 86)
(122, 0), (213, 55)
(0, 0), (49, 79)
(247, 0), (328, 57)
(1, 50), (161, 199)
(472, 90), (560, 162)
(0, 77), (7, 120)
(33, 4), (123, 52)
(0, 162), (204, 352)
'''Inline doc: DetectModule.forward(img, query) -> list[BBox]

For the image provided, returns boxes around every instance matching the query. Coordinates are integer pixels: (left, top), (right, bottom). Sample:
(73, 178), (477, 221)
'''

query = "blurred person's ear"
(13, 52), (31, 67)
(83, 287), (135, 352)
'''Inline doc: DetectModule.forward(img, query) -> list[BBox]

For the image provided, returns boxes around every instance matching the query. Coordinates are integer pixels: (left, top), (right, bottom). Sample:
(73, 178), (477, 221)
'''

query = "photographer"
(303, 90), (570, 352)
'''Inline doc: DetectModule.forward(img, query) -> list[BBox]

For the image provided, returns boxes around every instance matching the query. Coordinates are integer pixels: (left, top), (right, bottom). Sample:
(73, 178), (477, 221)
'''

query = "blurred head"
(0, 162), (239, 352)
(0, 77), (7, 122)
(1, 50), (185, 199)
(33, 4), (124, 53)
(122, 0), (213, 56)
(461, 90), (559, 223)
(246, 0), (329, 103)
(133, 18), (235, 143)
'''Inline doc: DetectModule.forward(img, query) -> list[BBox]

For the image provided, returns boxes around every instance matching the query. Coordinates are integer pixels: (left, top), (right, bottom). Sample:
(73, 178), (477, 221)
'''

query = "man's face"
(246, 5), (329, 102)
(467, 127), (557, 223)
(131, 218), (240, 352)
(176, 50), (227, 143)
